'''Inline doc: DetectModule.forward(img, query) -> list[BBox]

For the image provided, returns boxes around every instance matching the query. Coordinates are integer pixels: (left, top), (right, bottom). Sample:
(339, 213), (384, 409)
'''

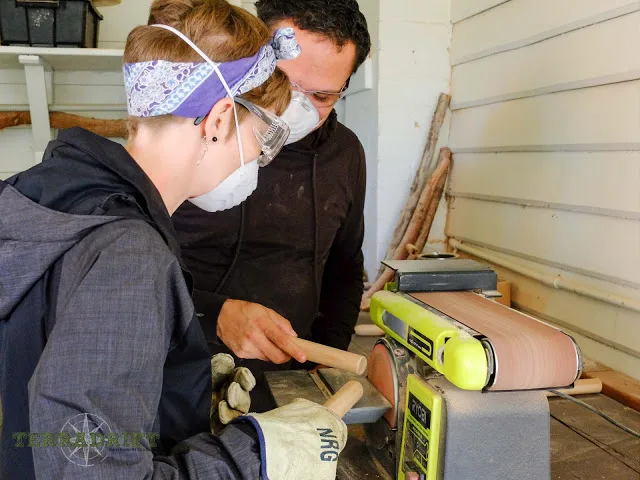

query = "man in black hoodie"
(173, 0), (371, 411)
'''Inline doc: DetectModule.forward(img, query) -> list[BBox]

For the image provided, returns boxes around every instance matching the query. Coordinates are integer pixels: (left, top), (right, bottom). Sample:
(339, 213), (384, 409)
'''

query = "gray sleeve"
(27, 225), (262, 479)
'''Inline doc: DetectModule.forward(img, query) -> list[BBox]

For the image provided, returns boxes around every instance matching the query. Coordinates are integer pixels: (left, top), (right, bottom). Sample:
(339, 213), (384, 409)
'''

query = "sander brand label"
(404, 393), (431, 473)
(408, 328), (434, 360)
(408, 393), (431, 430)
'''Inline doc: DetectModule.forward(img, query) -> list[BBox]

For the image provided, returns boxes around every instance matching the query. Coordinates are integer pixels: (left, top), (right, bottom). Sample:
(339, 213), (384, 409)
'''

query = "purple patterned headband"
(123, 27), (300, 118)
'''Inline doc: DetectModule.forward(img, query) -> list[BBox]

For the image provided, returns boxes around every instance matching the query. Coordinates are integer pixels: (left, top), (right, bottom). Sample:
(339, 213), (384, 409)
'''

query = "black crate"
(0, 0), (103, 48)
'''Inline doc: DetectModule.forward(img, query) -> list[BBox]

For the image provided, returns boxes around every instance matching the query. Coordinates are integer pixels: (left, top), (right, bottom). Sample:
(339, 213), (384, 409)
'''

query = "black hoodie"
(0, 128), (264, 479)
(173, 111), (366, 410)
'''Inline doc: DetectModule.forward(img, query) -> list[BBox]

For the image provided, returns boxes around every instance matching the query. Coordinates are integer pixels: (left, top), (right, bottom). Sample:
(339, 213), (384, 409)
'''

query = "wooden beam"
(0, 111), (128, 139)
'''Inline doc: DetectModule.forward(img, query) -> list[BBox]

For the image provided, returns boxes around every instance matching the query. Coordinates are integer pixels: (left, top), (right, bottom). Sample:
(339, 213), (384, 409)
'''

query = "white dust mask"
(189, 159), (258, 212)
(150, 24), (258, 213)
(281, 91), (321, 145)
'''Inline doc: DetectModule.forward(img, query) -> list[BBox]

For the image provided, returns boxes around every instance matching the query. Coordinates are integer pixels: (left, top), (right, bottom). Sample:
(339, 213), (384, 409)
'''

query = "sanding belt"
(410, 291), (580, 391)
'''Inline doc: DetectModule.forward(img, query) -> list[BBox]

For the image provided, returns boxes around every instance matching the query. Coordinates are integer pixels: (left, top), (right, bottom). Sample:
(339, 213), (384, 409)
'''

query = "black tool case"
(0, 0), (103, 47)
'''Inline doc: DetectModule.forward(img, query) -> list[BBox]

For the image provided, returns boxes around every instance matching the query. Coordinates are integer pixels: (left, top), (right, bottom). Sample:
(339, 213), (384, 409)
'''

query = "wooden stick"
(363, 148), (451, 301)
(323, 380), (364, 417)
(292, 338), (367, 375)
(0, 111), (31, 130)
(407, 161), (450, 260)
(380, 93), (451, 276)
(354, 324), (385, 337)
(0, 111), (128, 138)
(545, 378), (603, 397)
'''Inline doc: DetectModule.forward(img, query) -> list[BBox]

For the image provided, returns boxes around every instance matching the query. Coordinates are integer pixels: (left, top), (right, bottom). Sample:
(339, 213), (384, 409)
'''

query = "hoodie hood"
(0, 127), (186, 319)
(0, 182), (120, 318)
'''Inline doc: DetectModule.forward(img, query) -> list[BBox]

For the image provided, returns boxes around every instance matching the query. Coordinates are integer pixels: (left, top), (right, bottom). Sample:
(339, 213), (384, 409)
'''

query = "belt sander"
(266, 259), (583, 480)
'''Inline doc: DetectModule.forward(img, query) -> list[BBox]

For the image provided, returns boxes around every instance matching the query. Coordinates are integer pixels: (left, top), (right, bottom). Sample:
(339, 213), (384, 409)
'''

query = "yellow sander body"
(364, 259), (583, 480)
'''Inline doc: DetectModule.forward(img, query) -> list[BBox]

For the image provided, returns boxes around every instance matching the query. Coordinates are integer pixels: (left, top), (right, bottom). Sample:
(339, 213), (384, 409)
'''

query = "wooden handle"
(293, 338), (367, 375)
(545, 378), (603, 397)
(323, 380), (364, 417)
(354, 324), (385, 337)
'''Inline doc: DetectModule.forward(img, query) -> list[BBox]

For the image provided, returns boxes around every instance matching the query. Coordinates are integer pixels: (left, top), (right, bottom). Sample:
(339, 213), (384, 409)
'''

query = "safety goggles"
(195, 97), (290, 167)
(290, 77), (350, 108)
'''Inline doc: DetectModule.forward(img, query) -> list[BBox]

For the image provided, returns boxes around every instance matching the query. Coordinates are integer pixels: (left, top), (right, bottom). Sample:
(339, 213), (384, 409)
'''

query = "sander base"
(399, 374), (550, 480)
(265, 369), (392, 425)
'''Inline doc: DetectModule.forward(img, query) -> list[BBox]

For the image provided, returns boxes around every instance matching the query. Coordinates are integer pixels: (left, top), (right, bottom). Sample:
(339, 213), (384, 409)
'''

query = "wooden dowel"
(292, 338), (367, 375)
(545, 379), (603, 397)
(0, 111), (128, 138)
(323, 380), (364, 417)
(354, 324), (385, 337)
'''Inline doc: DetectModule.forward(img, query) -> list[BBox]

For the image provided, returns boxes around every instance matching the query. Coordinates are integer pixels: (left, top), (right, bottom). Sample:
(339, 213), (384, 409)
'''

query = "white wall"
(448, 0), (640, 380)
(98, 0), (153, 49)
(365, 0), (452, 275)
(343, 0), (380, 278)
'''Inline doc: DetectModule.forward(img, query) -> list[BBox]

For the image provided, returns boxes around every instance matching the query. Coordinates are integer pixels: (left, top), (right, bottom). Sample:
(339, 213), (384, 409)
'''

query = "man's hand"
(217, 299), (307, 364)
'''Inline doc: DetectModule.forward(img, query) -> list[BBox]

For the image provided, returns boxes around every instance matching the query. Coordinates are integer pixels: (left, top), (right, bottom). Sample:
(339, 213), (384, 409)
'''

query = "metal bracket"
(19, 54), (53, 164)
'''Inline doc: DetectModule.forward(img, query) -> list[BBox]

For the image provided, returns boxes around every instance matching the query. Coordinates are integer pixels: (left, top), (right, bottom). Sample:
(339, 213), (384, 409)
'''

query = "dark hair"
(255, 0), (371, 74)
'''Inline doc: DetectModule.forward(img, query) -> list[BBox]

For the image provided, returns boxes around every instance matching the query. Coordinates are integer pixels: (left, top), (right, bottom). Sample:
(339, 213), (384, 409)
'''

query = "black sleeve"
(312, 142), (366, 351)
(193, 288), (229, 347)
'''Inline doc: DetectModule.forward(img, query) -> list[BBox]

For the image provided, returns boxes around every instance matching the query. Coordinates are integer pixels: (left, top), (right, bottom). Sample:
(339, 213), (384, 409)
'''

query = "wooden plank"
(452, 11), (640, 108)
(583, 371), (640, 412)
(550, 397), (640, 478)
(338, 425), (392, 480)
(449, 81), (640, 153)
(496, 280), (511, 307)
(449, 152), (640, 217)
(550, 394), (640, 466)
(447, 198), (640, 287)
(582, 357), (612, 375)
(451, 0), (509, 23)
(451, 0), (640, 65)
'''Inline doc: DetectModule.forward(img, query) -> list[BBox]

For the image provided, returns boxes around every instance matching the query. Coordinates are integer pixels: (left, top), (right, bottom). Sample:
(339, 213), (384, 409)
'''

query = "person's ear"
(201, 97), (235, 142)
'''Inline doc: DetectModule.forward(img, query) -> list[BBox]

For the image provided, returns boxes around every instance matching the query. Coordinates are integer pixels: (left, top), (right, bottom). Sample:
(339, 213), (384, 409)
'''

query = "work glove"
(238, 398), (348, 480)
(210, 353), (256, 433)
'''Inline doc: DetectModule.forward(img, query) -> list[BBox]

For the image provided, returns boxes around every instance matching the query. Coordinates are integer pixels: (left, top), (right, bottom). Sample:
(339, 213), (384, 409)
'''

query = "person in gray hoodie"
(0, 1), (347, 478)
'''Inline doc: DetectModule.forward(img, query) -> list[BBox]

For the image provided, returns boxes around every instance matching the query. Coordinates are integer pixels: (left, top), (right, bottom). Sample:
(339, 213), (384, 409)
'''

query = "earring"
(212, 136), (218, 142)
(198, 136), (208, 165)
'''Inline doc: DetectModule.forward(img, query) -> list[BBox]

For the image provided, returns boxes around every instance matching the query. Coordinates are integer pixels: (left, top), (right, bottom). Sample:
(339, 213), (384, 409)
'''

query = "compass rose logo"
(60, 413), (111, 467)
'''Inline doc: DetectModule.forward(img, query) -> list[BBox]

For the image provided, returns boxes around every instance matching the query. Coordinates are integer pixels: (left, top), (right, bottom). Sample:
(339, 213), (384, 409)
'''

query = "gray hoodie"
(0, 128), (263, 479)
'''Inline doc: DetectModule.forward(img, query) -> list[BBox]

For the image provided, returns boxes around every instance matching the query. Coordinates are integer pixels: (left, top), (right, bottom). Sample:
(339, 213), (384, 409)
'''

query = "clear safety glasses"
(290, 78), (350, 109)
(194, 97), (290, 167)
(234, 97), (290, 167)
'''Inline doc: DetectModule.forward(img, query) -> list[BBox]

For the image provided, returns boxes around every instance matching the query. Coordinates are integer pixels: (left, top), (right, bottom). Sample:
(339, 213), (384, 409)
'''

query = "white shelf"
(0, 46), (125, 162)
(0, 46), (124, 71)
